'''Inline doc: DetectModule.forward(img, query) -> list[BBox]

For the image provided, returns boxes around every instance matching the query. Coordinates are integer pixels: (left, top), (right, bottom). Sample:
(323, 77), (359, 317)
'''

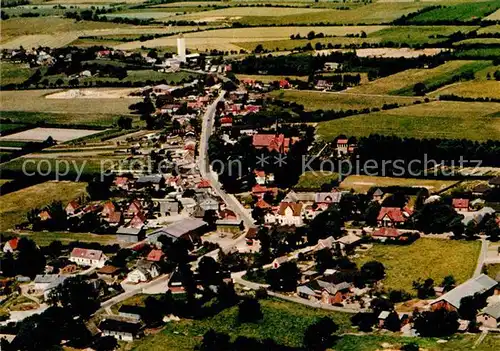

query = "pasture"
(295, 171), (339, 190)
(405, 1), (500, 24)
(346, 60), (491, 95)
(269, 90), (420, 111)
(430, 80), (500, 99)
(131, 298), (352, 350)
(1, 62), (33, 86)
(0, 181), (87, 231)
(0, 89), (141, 127)
(486, 8), (500, 20)
(316, 100), (500, 141)
(354, 238), (480, 295)
(339, 175), (459, 193)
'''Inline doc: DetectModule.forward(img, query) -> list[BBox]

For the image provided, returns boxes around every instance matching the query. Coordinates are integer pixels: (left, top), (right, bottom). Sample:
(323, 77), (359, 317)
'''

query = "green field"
(430, 80), (500, 99)
(295, 171), (340, 190)
(405, 1), (500, 24)
(346, 60), (491, 96)
(131, 298), (352, 350)
(0, 89), (141, 127)
(354, 238), (480, 295)
(17, 231), (118, 246)
(269, 90), (419, 111)
(1, 62), (33, 86)
(317, 100), (500, 141)
(0, 181), (87, 231)
(339, 175), (458, 194)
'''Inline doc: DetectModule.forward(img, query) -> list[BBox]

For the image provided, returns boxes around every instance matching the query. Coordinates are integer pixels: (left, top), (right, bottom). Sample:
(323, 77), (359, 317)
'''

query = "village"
(1, 22), (500, 351)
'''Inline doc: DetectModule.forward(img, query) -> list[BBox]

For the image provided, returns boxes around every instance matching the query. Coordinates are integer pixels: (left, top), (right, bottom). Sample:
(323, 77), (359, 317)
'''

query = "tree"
(400, 342), (419, 351)
(143, 296), (164, 326)
(200, 329), (230, 351)
(413, 309), (459, 337)
(413, 82), (426, 96)
(303, 317), (338, 351)
(266, 261), (300, 292)
(93, 336), (118, 351)
(48, 276), (99, 318)
(458, 293), (486, 321)
(16, 237), (46, 278)
(441, 275), (456, 292)
(198, 256), (222, 287)
(117, 116), (133, 129)
(254, 44), (264, 54)
(384, 311), (401, 332)
(412, 278), (434, 299)
(315, 249), (334, 273)
(360, 261), (385, 282)
(238, 298), (263, 323)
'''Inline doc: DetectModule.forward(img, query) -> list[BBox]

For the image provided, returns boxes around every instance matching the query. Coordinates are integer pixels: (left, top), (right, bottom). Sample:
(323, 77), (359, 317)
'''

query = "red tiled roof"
(39, 210), (51, 220)
(254, 170), (266, 178)
(278, 202), (303, 216)
(114, 176), (129, 186)
(70, 248), (104, 260)
(255, 198), (272, 209)
(108, 211), (122, 224)
(102, 201), (115, 214)
(6, 238), (19, 250)
(252, 133), (294, 153)
(377, 207), (407, 223)
(66, 200), (79, 211)
(452, 198), (470, 209)
(128, 200), (142, 213)
(372, 227), (402, 238)
(220, 117), (233, 124)
(219, 209), (237, 219)
(252, 185), (278, 194)
(197, 179), (211, 188)
(146, 249), (164, 262)
(129, 212), (146, 228)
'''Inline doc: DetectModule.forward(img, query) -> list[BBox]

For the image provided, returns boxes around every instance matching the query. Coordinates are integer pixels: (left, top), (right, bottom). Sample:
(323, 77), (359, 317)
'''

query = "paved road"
(474, 236), (489, 278)
(198, 90), (256, 229)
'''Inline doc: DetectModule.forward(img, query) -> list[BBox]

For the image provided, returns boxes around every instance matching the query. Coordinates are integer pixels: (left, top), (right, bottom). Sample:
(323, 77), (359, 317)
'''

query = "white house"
(69, 248), (107, 268)
(126, 261), (159, 284)
(33, 274), (67, 299)
(265, 202), (304, 227)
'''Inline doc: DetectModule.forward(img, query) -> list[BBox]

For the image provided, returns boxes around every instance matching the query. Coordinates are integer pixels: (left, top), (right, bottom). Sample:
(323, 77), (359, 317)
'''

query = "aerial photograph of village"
(0, 0), (500, 350)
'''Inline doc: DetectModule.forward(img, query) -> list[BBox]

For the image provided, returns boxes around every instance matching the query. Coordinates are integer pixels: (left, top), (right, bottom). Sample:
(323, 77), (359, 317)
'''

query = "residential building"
(452, 198), (470, 212)
(3, 237), (19, 253)
(477, 302), (500, 328)
(315, 192), (342, 205)
(252, 133), (296, 153)
(118, 305), (145, 322)
(116, 226), (145, 243)
(126, 260), (159, 283)
(377, 207), (412, 227)
(265, 202), (304, 226)
(33, 274), (66, 299)
(69, 248), (107, 268)
(371, 227), (405, 241)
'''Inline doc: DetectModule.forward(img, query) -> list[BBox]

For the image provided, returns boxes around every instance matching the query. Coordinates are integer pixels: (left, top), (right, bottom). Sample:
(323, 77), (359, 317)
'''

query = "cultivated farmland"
(405, 1), (500, 24)
(339, 175), (459, 194)
(429, 80), (500, 99)
(346, 60), (492, 95)
(317, 101), (500, 141)
(269, 90), (420, 111)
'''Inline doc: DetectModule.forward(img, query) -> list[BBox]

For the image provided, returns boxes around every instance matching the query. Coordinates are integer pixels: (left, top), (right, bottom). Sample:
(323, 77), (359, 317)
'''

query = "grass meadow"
(295, 171), (340, 190)
(0, 181), (87, 231)
(354, 238), (480, 295)
(339, 175), (459, 194)
(316, 101), (500, 141)
(406, 0), (500, 24)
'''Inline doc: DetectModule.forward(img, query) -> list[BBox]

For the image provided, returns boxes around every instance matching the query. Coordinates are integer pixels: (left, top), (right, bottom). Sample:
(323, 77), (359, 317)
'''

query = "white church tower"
(177, 35), (186, 63)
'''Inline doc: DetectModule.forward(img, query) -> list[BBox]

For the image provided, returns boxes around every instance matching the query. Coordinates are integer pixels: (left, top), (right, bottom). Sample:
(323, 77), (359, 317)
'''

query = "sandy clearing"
(46, 88), (139, 99)
(0, 127), (105, 142)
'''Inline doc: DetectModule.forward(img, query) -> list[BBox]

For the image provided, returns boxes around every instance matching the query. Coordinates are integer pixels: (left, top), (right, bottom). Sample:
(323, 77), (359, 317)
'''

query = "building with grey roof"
(431, 274), (497, 311)
(147, 218), (208, 245)
(478, 301), (500, 328)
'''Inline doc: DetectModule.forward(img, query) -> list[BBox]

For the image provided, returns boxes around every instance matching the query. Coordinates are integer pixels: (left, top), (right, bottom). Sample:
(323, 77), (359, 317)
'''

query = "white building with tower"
(177, 35), (186, 62)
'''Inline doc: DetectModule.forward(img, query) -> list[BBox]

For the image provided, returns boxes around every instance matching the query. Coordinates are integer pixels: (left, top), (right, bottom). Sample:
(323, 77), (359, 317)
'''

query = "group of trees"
(0, 237), (46, 278)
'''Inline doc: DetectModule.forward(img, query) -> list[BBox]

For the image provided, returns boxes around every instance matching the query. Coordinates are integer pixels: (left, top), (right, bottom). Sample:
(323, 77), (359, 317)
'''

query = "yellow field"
(346, 60), (483, 95)
(269, 90), (420, 111)
(486, 8), (500, 20)
(0, 181), (87, 231)
(176, 6), (324, 21)
(113, 25), (387, 51)
(478, 24), (500, 34)
(339, 175), (458, 193)
(1, 18), (205, 49)
(430, 80), (500, 99)
(236, 74), (309, 82)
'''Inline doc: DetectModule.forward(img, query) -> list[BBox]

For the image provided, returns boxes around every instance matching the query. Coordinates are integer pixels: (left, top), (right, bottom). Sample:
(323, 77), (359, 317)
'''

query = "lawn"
(316, 100), (500, 141)
(269, 90), (419, 111)
(339, 175), (459, 194)
(131, 298), (353, 351)
(0, 62), (33, 86)
(295, 171), (340, 190)
(0, 181), (87, 231)
(347, 60), (491, 95)
(354, 238), (480, 295)
(405, 0), (500, 24)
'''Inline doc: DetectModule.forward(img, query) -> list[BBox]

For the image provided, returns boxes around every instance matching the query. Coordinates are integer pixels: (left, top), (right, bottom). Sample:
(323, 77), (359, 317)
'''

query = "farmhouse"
(147, 218), (208, 245)
(477, 302), (500, 328)
(452, 198), (470, 212)
(265, 202), (304, 227)
(377, 207), (412, 227)
(99, 319), (141, 342)
(69, 248), (107, 268)
(431, 274), (497, 312)
(252, 133), (296, 153)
